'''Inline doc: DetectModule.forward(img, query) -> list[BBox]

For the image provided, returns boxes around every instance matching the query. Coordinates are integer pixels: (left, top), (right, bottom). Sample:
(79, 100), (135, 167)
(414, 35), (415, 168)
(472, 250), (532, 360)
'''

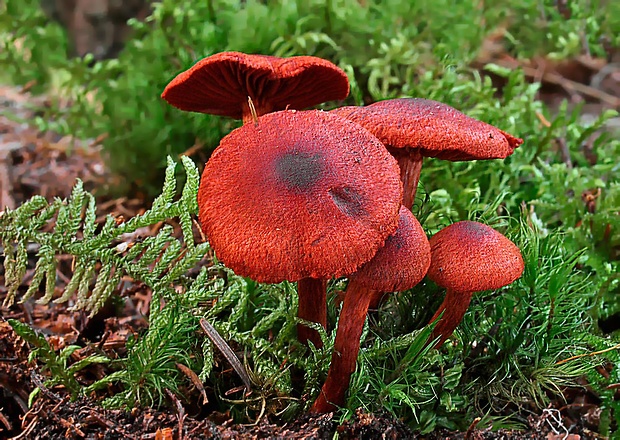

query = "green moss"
(1, 0), (618, 435)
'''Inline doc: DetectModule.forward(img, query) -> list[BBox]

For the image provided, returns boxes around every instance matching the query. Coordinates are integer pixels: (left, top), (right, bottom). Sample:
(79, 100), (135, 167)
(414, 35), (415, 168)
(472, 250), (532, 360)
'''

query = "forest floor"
(1, 49), (619, 439)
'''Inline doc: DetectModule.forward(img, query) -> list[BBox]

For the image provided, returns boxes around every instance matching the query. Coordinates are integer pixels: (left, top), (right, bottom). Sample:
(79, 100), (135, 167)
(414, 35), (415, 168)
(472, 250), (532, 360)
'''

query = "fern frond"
(1, 156), (205, 314)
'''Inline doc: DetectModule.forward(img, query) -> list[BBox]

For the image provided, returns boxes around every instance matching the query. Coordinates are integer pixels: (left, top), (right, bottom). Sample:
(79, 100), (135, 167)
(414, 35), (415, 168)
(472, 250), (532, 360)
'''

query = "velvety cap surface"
(198, 110), (402, 283)
(351, 206), (431, 292)
(332, 98), (523, 161)
(427, 221), (524, 292)
(162, 52), (350, 118)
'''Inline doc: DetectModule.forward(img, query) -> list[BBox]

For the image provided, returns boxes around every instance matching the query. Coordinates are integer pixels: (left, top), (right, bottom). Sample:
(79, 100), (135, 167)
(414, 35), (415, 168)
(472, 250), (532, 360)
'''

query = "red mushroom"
(197, 110), (402, 348)
(426, 221), (524, 348)
(333, 98), (523, 209)
(162, 51), (350, 124)
(311, 206), (430, 412)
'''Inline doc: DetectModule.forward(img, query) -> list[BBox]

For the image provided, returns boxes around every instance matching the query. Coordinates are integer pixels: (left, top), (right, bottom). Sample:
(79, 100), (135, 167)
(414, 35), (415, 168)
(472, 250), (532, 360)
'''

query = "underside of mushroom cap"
(162, 52), (350, 119)
(427, 221), (524, 293)
(351, 206), (430, 292)
(332, 98), (523, 161)
(198, 110), (402, 283)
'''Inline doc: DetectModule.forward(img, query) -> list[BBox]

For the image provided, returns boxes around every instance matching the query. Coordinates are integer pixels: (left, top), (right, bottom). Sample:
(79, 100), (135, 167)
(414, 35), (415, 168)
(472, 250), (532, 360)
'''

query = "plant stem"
(297, 278), (327, 348)
(312, 281), (372, 412)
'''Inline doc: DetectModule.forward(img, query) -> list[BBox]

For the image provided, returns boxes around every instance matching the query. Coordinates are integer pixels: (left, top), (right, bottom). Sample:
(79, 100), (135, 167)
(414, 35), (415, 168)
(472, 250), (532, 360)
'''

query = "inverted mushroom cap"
(332, 98), (523, 161)
(351, 206), (431, 292)
(162, 51), (350, 119)
(427, 221), (524, 293)
(198, 110), (402, 283)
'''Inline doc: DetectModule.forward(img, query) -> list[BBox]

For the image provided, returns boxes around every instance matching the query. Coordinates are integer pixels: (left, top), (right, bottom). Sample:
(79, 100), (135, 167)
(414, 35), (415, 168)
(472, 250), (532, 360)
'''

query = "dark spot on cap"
(385, 231), (404, 250)
(275, 150), (324, 192)
(329, 185), (365, 217)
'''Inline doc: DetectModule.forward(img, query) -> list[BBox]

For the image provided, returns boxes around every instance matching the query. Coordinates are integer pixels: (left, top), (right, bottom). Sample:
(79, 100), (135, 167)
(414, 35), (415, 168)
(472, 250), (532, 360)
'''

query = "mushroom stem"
(367, 291), (387, 310)
(428, 288), (473, 348)
(311, 280), (372, 413)
(297, 278), (328, 348)
(392, 149), (423, 210)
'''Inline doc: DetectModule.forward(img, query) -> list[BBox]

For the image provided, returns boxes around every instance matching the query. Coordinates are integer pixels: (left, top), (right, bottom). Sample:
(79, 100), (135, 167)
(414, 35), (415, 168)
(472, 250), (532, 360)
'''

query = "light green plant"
(1, 156), (203, 313)
(8, 318), (110, 402)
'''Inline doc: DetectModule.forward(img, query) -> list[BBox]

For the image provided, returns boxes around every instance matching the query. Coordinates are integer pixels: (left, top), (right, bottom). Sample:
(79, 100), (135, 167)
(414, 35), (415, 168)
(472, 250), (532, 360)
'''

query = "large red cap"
(332, 98), (523, 161)
(162, 52), (350, 119)
(198, 110), (402, 283)
(351, 206), (430, 292)
(427, 221), (524, 293)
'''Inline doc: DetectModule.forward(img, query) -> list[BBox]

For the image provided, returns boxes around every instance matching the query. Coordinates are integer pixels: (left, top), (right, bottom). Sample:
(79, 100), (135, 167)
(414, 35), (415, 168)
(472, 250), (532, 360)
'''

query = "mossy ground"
(0, 1), (619, 438)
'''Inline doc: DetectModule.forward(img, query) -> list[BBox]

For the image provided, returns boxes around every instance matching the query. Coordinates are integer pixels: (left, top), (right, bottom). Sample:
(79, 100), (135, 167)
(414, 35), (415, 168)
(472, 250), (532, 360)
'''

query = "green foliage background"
(0, 0), (619, 435)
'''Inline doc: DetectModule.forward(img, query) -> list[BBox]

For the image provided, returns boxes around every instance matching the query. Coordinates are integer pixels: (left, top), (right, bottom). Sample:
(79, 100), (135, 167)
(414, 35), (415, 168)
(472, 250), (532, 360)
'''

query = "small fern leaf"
(87, 267), (122, 317)
(37, 257), (59, 304)
(179, 209), (195, 251)
(55, 262), (87, 304)
(181, 155), (200, 215)
(152, 157), (177, 211)
(21, 246), (54, 303)
(86, 262), (114, 311)
(151, 240), (182, 279)
(72, 264), (96, 311)
(83, 194), (97, 239)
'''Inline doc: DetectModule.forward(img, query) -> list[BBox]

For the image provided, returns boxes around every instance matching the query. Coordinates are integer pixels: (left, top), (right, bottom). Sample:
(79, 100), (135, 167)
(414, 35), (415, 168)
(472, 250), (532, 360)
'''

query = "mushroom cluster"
(162, 51), (525, 413)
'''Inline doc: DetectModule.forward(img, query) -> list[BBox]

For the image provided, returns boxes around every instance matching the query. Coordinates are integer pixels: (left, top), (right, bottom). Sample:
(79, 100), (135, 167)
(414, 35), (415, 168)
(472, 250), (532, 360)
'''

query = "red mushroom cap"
(332, 98), (523, 161)
(351, 206), (430, 292)
(427, 221), (524, 292)
(162, 52), (350, 119)
(198, 110), (402, 283)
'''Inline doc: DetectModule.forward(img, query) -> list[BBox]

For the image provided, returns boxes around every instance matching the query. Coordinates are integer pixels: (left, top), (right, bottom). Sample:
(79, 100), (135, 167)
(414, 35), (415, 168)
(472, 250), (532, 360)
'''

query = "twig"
(58, 417), (86, 438)
(590, 62), (620, 89)
(193, 218), (207, 244)
(489, 59), (620, 107)
(86, 410), (138, 440)
(0, 410), (12, 431)
(180, 139), (205, 158)
(30, 370), (62, 402)
(556, 342), (620, 365)
(0, 142), (20, 211)
(464, 417), (481, 440)
(556, 138), (572, 169)
(9, 415), (37, 440)
(176, 363), (208, 404)
(165, 389), (186, 440)
(199, 318), (252, 393)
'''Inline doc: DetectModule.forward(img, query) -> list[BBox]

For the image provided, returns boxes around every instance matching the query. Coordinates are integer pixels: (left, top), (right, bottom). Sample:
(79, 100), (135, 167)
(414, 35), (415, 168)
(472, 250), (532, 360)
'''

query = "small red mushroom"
(333, 98), (523, 209)
(426, 221), (524, 348)
(162, 51), (350, 124)
(311, 206), (430, 413)
(197, 110), (402, 348)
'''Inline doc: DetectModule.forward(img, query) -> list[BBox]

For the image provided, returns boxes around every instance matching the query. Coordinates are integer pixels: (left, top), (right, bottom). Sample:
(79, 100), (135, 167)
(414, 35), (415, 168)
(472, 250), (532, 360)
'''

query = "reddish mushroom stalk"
(297, 278), (327, 347)
(426, 221), (524, 348)
(311, 280), (373, 412)
(427, 289), (474, 348)
(312, 207), (430, 413)
(333, 98), (523, 209)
